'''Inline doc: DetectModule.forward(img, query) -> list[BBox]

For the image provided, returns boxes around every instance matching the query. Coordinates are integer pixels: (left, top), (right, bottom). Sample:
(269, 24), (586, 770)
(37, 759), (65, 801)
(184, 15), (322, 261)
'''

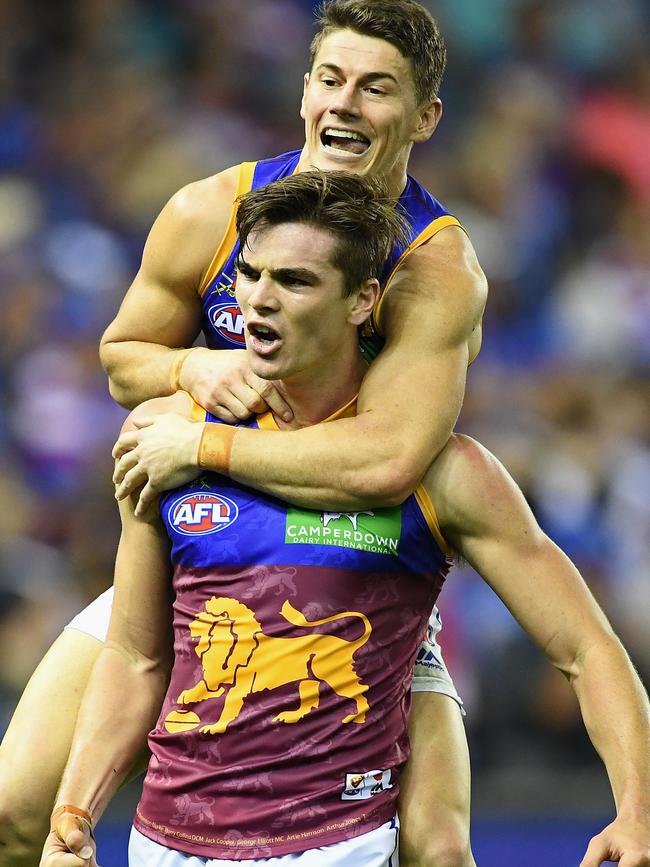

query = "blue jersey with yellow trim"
(135, 409), (451, 860)
(198, 149), (463, 361)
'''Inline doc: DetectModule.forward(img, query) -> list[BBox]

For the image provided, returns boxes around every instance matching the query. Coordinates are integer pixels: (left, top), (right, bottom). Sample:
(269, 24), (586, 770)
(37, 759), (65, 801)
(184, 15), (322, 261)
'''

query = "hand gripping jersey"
(198, 149), (464, 362)
(134, 406), (453, 860)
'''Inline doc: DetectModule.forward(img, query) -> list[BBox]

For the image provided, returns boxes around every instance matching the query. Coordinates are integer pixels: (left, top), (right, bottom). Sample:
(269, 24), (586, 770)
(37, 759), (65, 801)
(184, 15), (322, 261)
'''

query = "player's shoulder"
(423, 434), (523, 532)
(382, 225), (487, 344)
(165, 165), (241, 231)
(410, 226), (487, 303)
(144, 165), (242, 282)
(426, 433), (494, 486)
(121, 391), (196, 434)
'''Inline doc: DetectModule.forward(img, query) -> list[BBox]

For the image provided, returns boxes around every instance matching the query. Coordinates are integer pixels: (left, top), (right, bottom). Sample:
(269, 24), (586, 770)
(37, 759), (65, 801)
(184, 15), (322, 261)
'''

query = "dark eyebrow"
(236, 254), (319, 285)
(271, 267), (319, 284)
(316, 62), (399, 87)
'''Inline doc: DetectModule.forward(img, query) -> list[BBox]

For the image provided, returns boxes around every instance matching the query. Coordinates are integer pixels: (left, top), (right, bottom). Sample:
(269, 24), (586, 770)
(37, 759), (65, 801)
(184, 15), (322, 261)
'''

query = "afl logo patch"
(168, 493), (239, 536)
(208, 302), (245, 346)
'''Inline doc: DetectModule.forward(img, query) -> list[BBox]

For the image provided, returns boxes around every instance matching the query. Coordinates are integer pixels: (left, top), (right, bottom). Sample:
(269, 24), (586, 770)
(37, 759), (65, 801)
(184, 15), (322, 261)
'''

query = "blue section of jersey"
(201, 150), (301, 350)
(199, 150), (453, 355)
(380, 174), (451, 285)
(159, 413), (449, 578)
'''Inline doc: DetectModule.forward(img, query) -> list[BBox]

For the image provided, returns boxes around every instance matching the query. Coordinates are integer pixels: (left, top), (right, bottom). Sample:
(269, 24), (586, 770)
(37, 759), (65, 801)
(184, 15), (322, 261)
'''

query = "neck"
(297, 149), (410, 200)
(271, 347), (367, 430)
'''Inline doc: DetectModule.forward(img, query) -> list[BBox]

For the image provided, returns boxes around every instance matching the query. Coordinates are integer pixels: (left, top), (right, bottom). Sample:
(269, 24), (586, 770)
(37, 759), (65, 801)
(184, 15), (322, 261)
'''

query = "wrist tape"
(50, 804), (94, 836)
(169, 348), (195, 392)
(197, 424), (235, 474)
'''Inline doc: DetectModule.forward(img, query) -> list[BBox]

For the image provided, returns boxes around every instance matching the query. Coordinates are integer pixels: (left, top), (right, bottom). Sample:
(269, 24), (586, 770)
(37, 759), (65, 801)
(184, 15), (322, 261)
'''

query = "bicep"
(102, 169), (238, 351)
(101, 267), (202, 350)
(439, 441), (612, 671)
(463, 529), (610, 670)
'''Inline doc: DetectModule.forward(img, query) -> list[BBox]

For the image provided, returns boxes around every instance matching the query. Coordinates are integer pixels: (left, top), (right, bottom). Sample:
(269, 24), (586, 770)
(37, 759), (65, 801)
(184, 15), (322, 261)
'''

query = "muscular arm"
(53, 422), (174, 825)
(115, 227), (486, 511)
(428, 436), (650, 857)
(224, 228), (485, 508)
(99, 168), (238, 408)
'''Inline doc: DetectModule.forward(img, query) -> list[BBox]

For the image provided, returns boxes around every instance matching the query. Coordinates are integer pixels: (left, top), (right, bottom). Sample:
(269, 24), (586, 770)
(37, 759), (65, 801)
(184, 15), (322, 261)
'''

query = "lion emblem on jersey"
(174, 596), (371, 735)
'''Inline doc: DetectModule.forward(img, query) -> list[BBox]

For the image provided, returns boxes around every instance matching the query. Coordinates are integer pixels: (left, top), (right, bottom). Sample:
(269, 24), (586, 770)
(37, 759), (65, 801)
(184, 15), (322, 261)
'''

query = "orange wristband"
(50, 804), (93, 833)
(169, 348), (195, 393)
(197, 424), (235, 473)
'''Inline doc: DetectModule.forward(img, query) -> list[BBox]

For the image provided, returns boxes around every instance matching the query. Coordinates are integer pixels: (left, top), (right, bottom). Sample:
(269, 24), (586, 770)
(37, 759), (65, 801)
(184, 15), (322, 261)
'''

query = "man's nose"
(330, 83), (361, 118)
(249, 275), (280, 311)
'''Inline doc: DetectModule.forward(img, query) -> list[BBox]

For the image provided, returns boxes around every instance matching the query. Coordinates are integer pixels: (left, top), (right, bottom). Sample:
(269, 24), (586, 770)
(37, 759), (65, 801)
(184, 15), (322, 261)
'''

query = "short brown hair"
(236, 170), (408, 296)
(310, 0), (447, 103)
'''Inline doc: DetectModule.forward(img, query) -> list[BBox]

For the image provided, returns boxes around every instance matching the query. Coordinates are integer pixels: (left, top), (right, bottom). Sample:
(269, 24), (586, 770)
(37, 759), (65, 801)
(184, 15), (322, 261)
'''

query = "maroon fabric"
(135, 558), (446, 859)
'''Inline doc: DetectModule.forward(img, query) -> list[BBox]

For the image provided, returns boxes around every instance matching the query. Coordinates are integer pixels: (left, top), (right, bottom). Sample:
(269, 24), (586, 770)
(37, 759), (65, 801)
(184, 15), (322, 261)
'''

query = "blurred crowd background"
(1, 0), (649, 830)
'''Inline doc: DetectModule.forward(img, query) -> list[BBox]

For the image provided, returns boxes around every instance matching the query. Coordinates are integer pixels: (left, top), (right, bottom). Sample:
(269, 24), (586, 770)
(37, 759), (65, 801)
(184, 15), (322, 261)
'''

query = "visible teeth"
(324, 128), (367, 142)
(256, 325), (272, 334)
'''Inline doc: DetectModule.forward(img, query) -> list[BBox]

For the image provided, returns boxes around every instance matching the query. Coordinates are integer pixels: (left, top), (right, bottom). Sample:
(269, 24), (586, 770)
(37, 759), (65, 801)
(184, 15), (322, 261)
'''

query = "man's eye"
(322, 78), (338, 87)
(237, 264), (258, 280)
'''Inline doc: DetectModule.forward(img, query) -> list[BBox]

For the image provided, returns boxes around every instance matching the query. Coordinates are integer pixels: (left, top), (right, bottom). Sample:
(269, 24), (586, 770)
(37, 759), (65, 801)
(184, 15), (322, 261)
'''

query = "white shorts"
(64, 590), (463, 707)
(412, 608), (464, 711)
(128, 818), (399, 866)
(64, 586), (114, 641)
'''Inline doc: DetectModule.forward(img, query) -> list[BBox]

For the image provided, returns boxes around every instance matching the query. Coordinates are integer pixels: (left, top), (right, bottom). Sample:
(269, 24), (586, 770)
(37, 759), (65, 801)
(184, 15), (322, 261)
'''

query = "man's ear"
(347, 278), (380, 326)
(300, 72), (310, 120)
(412, 98), (443, 143)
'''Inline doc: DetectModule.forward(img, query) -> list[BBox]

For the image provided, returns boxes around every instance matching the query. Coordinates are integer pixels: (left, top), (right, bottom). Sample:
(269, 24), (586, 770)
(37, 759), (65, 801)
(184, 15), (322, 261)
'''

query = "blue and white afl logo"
(208, 302), (245, 346)
(168, 492), (239, 536)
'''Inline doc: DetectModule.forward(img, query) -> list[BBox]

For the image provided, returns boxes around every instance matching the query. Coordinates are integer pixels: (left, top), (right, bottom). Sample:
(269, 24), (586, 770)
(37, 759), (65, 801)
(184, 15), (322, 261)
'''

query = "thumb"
(55, 813), (94, 860)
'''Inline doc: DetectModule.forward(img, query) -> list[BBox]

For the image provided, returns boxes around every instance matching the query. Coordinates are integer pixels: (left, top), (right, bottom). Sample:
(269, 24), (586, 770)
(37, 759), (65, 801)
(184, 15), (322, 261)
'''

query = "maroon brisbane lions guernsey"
(134, 405), (452, 860)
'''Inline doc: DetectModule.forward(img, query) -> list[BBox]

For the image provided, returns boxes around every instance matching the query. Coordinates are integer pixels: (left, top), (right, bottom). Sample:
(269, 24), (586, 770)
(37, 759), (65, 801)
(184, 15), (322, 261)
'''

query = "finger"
(254, 381), (293, 422)
(132, 416), (155, 430)
(112, 451), (139, 485)
(134, 482), (157, 517)
(210, 406), (239, 424)
(53, 817), (95, 862)
(43, 829), (89, 866)
(115, 466), (148, 501)
(229, 382), (271, 415)
(579, 835), (609, 867)
(214, 393), (255, 422)
(112, 431), (139, 460)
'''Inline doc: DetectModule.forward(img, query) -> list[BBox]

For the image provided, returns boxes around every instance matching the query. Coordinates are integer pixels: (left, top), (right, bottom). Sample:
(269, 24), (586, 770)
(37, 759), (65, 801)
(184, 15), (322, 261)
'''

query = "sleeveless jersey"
(134, 408), (452, 860)
(198, 149), (464, 362)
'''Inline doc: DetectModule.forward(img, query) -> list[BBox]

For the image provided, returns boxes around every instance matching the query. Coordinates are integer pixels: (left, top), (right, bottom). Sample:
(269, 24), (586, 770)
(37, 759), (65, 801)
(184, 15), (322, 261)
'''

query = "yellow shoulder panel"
(198, 161), (257, 297)
(414, 485), (454, 558)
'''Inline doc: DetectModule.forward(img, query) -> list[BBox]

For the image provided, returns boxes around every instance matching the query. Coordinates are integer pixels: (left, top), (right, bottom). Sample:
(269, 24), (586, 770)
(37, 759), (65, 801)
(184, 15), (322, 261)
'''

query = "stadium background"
(0, 0), (648, 863)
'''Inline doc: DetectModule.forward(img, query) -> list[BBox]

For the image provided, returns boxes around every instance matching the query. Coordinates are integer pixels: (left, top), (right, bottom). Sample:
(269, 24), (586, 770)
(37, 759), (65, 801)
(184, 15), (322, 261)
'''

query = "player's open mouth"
(320, 128), (370, 155)
(247, 323), (282, 356)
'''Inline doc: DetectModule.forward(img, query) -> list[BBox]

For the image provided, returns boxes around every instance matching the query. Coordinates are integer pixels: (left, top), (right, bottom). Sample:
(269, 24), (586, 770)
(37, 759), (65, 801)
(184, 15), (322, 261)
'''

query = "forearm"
(225, 410), (435, 510)
(56, 642), (169, 821)
(101, 339), (189, 409)
(570, 636), (650, 818)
